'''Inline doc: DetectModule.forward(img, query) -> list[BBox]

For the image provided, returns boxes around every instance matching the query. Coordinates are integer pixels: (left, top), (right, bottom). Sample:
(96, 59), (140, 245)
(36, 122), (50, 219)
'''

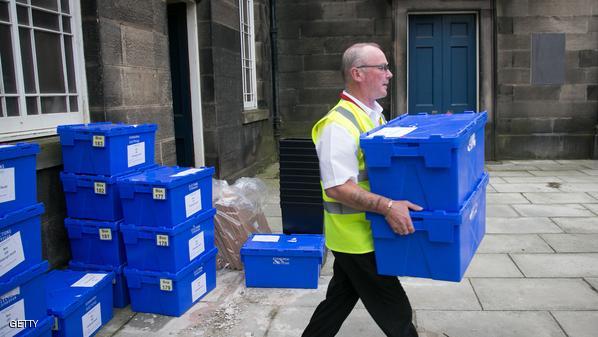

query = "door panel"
(409, 14), (476, 114)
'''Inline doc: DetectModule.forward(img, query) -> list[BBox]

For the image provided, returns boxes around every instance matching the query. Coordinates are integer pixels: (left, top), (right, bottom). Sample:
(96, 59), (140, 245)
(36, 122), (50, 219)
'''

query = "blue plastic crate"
(19, 315), (53, 337)
(46, 269), (114, 337)
(0, 203), (44, 280)
(68, 262), (129, 309)
(124, 247), (217, 317)
(0, 143), (39, 217)
(57, 123), (156, 176)
(64, 218), (126, 267)
(360, 112), (487, 212)
(121, 208), (215, 273)
(0, 261), (48, 336)
(367, 173), (489, 282)
(119, 166), (214, 228)
(60, 170), (140, 221)
(240, 234), (325, 289)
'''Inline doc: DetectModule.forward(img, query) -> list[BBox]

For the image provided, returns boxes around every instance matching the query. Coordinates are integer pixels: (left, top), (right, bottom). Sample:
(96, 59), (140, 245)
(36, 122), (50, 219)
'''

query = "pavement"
(97, 160), (598, 337)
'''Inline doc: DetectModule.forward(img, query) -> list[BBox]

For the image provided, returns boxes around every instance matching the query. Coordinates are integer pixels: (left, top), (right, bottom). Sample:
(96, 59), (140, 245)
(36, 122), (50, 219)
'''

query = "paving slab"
(487, 204), (520, 217)
(559, 183), (598, 192)
(96, 308), (136, 337)
(512, 204), (594, 217)
(477, 234), (553, 253)
(486, 163), (540, 171)
(489, 176), (506, 184)
(511, 253), (598, 277)
(582, 203), (598, 215)
(550, 311), (598, 337)
(486, 193), (529, 204)
(556, 160), (598, 169)
(585, 278), (598, 290)
(534, 164), (590, 171)
(399, 278), (481, 310)
(267, 306), (383, 337)
(522, 192), (596, 204)
(529, 170), (589, 176)
(552, 217), (598, 233)
(581, 169), (598, 175)
(541, 234), (598, 252)
(232, 276), (331, 308)
(492, 183), (559, 193)
(502, 176), (564, 183)
(487, 184), (497, 193)
(559, 176), (598, 183)
(487, 171), (533, 177)
(486, 217), (562, 234)
(508, 160), (558, 165)
(471, 278), (598, 310)
(463, 253), (523, 278)
(416, 311), (566, 337)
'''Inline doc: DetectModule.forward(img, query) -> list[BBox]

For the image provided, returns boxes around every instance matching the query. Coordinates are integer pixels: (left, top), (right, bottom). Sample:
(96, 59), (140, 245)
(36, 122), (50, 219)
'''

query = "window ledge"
(242, 109), (270, 124)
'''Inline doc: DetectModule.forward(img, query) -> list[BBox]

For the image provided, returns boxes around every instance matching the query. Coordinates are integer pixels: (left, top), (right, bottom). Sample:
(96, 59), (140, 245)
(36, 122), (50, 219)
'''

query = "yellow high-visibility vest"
(311, 98), (385, 253)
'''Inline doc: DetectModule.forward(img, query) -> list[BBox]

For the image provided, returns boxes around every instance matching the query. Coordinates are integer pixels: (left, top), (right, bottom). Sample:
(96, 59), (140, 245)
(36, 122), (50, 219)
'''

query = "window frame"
(238, 0), (257, 110)
(0, 0), (88, 142)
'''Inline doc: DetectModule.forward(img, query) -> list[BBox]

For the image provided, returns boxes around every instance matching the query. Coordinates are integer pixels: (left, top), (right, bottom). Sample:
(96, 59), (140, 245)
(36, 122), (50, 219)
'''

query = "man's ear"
(351, 68), (363, 83)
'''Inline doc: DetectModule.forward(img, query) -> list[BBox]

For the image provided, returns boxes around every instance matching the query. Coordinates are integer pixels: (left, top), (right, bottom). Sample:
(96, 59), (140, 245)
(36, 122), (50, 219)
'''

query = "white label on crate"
(71, 273), (107, 288)
(252, 235), (280, 243)
(272, 257), (290, 265)
(0, 232), (24, 278)
(98, 228), (112, 241)
(184, 189), (202, 218)
(156, 234), (169, 247)
(127, 142), (145, 167)
(467, 133), (476, 152)
(366, 126), (417, 139)
(153, 187), (166, 200)
(160, 279), (173, 291)
(94, 182), (106, 195)
(0, 287), (20, 302)
(191, 273), (207, 302)
(171, 168), (202, 177)
(92, 135), (105, 148)
(0, 300), (25, 337)
(81, 302), (102, 337)
(188, 231), (205, 261)
(0, 168), (15, 204)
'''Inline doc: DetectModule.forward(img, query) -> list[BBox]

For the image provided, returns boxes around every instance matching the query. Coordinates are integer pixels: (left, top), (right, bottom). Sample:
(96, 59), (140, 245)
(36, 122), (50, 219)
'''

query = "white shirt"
(315, 91), (386, 189)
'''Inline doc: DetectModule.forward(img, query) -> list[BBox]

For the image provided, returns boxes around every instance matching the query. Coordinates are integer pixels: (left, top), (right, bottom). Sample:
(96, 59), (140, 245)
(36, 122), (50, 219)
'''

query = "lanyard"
(339, 92), (386, 125)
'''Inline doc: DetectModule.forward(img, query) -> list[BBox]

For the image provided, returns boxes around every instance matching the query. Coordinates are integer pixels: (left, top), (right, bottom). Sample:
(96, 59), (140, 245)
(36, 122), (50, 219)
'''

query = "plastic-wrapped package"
(212, 177), (272, 270)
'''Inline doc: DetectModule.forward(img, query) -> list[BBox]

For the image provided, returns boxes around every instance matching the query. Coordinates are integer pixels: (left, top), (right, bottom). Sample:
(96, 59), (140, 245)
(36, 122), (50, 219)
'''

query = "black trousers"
(302, 251), (418, 337)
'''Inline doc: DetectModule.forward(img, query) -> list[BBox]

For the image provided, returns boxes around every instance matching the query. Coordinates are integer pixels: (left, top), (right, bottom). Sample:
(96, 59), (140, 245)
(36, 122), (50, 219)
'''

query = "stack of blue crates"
(0, 143), (52, 336)
(57, 122), (157, 320)
(118, 165), (218, 316)
(360, 112), (488, 282)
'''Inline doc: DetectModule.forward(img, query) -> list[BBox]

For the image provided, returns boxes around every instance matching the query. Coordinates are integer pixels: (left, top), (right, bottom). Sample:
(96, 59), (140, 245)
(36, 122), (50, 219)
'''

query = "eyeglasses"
(356, 64), (391, 72)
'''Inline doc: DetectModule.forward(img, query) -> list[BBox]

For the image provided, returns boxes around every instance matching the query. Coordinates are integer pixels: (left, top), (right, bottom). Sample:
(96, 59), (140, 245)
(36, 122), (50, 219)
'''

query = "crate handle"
(410, 218), (454, 243)
(392, 144), (420, 157)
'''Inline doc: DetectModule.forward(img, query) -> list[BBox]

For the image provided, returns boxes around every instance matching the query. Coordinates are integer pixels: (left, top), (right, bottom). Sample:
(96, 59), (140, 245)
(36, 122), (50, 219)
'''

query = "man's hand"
(384, 201), (423, 235)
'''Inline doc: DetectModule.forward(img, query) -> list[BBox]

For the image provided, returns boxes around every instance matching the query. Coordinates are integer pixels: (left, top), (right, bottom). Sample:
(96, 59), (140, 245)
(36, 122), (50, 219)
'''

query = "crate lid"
(120, 208), (215, 236)
(45, 269), (115, 318)
(0, 142), (40, 161)
(362, 111), (487, 143)
(60, 166), (155, 184)
(118, 165), (215, 188)
(124, 247), (218, 283)
(0, 260), (48, 294)
(68, 261), (125, 275)
(57, 122), (157, 137)
(0, 203), (44, 229)
(241, 234), (325, 258)
(64, 217), (123, 230)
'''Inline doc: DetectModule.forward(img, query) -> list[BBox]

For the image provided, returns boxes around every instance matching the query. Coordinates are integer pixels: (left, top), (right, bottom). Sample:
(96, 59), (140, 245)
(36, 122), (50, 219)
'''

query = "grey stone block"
(580, 50), (598, 67)
(513, 204), (595, 217)
(277, 3), (322, 21)
(492, 183), (559, 192)
(486, 192), (530, 204)
(523, 192), (594, 203)
(512, 253), (598, 277)
(323, 36), (391, 54)
(355, 0), (391, 18)
(590, 15), (598, 31)
(589, 85), (598, 100)
(513, 85), (560, 100)
(212, 23), (240, 53)
(401, 278), (481, 310)
(301, 20), (374, 37)
(375, 18), (392, 35)
(498, 51), (513, 67)
(278, 55), (303, 73)
(512, 51), (530, 68)
(552, 311), (598, 337)
(299, 88), (339, 105)
(201, 75), (215, 103)
(97, 0), (155, 30)
(81, 20), (101, 66)
(464, 254), (523, 277)
(496, 118), (552, 134)
(514, 16), (589, 34)
(567, 32), (598, 51)
(541, 233), (598, 252)
(497, 0), (530, 17)
(153, 32), (169, 70)
(212, 0), (239, 31)
(553, 217), (598, 233)
(487, 204), (521, 217)
(122, 69), (161, 106)
(101, 66), (124, 108)
(159, 138), (176, 166)
(495, 135), (593, 159)
(478, 234), (554, 253)
(498, 34), (531, 50)
(321, 2), (356, 20)
(472, 278), (598, 310)
(278, 38), (325, 55)
(99, 19), (123, 66)
(529, 0), (593, 16)
(123, 26), (155, 67)
(498, 68), (530, 84)
(303, 54), (341, 71)
(302, 71), (343, 88)
(559, 183), (598, 192)
(213, 48), (241, 79)
(416, 311), (566, 337)
(560, 84), (588, 101)
(498, 17), (513, 34)
(486, 217), (562, 234)
(277, 22), (301, 39)
(502, 176), (563, 183)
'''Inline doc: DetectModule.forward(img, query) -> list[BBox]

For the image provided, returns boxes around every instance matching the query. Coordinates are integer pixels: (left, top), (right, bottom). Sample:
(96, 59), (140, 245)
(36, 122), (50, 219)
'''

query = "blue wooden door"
(409, 14), (476, 114)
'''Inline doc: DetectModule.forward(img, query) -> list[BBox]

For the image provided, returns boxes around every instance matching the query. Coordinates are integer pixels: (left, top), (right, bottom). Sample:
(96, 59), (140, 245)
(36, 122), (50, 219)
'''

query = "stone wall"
(495, 0), (598, 159)
(276, 0), (394, 138)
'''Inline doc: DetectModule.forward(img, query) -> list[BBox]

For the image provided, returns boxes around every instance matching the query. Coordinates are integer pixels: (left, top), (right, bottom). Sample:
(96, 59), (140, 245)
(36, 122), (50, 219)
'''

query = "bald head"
(341, 42), (382, 83)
